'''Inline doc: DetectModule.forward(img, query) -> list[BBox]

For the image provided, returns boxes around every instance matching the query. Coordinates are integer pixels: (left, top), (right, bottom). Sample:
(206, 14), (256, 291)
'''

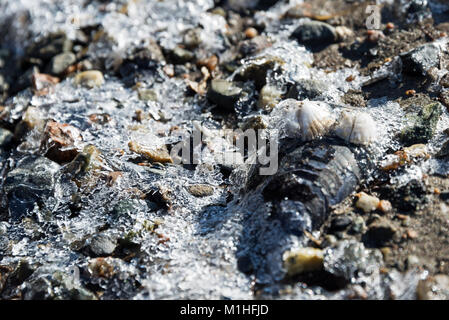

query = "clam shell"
(335, 111), (377, 145)
(296, 101), (335, 141)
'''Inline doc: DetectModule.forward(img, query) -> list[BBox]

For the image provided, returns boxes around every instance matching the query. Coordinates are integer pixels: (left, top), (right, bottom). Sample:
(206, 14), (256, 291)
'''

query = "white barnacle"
(335, 111), (377, 145)
(296, 101), (335, 141)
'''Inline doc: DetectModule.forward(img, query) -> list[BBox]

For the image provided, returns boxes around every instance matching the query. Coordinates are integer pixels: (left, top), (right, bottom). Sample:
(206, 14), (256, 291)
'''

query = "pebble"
(48, 52), (76, 75)
(355, 192), (380, 213)
(187, 184), (214, 197)
(417, 275), (449, 300)
(128, 141), (173, 164)
(41, 120), (82, 163)
(0, 128), (13, 148)
(291, 21), (337, 47)
(283, 247), (324, 276)
(74, 70), (104, 88)
(31, 72), (59, 96)
(329, 215), (352, 232)
(3, 156), (60, 220)
(88, 233), (117, 257)
(207, 79), (242, 111)
(169, 46), (194, 64)
(366, 30), (385, 43)
(323, 240), (383, 281)
(244, 27), (258, 39)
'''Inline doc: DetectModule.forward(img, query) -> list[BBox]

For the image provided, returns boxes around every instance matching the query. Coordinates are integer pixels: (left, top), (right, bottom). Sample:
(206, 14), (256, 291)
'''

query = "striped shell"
(296, 101), (335, 141)
(335, 111), (377, 145)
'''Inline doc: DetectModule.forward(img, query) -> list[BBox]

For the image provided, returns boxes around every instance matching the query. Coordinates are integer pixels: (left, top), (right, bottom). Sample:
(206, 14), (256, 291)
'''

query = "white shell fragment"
(335, 111), (377, 145)
(296, 101), (335, 141)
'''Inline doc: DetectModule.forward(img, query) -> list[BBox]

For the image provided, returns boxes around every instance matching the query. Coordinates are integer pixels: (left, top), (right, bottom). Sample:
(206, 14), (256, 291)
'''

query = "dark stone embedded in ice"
(329, 215), (353, 233)
(323, 240), (383, 282)
(436, 140), (449, 159)
(207, 79), (243, 111)
(0, 128), (13, 148)
(224, 0), (280, 11)
(87, 233), (117, 257)
(400, 43), (440, 76)
(166, 46), (194, 64)
(286, 79), (330, 100)
(291, 21), (338, 47)
(3, 156), (60, 221)
(21, 267), (97, 300)
(26, 32), (73, 61)
(47, 52), (76, 76)
(406, 0), (431, 22)
(234, 56), (283, 90)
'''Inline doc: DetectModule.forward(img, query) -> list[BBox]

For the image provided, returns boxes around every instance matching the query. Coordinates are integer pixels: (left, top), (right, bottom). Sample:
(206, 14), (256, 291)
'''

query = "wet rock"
(167, 46), (194, 64)
(400, 102), (442, 145)
(187, 184), (214, 197)
(207, 79), (243, 111)
(26, 32), (73, 61)
(183, 28), (202, 49)
(64, 144), (102, 175)
(291, 21), (338, 48)
(417, 275), (449, 300)
(364, 218), (397, 247)
(239, 114), (269, 131)
(234, 56), (283, 89)
(137, 88), (158, 102)
(21, 266), (96, 300)
(128, 141), (173, 164)
(31, 72), (60, 96)
(0, 128), (13, 148)
(225, 0), (279, 11)
(329, 215), (352, 233)
(1, 260), (34, 298)
(47, 52), (76, 76)
(400, 43), (440, 76)
(355, 192), (380, 213)
(74, 70), (104, 88)
(283, 247), (324, 276)
(40, 121), (82, 164)
(323, 240), (383, 282)
(3, 156), (60, 221)
(239, 36), (272, 57)
(286, 79), (329, 100)
(350, 216), (366, 234)
(87, 233), (117, 257)
(110, 199), (141, 218)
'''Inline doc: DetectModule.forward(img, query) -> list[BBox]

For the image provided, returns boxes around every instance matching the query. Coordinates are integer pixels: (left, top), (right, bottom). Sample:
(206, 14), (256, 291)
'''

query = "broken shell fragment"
(74, 70), (104, 88)
(296, 101), (335, 141)
(335, 111), (377, 145)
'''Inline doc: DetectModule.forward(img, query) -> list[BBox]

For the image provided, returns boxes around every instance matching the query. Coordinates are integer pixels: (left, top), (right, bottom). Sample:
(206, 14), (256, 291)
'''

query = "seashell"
(335, 111), (377, 145)
(296, 101), (335, 141)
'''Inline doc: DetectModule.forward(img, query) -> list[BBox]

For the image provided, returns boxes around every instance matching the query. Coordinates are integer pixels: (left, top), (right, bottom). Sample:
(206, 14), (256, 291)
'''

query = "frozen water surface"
(1, 0), (447, 300)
